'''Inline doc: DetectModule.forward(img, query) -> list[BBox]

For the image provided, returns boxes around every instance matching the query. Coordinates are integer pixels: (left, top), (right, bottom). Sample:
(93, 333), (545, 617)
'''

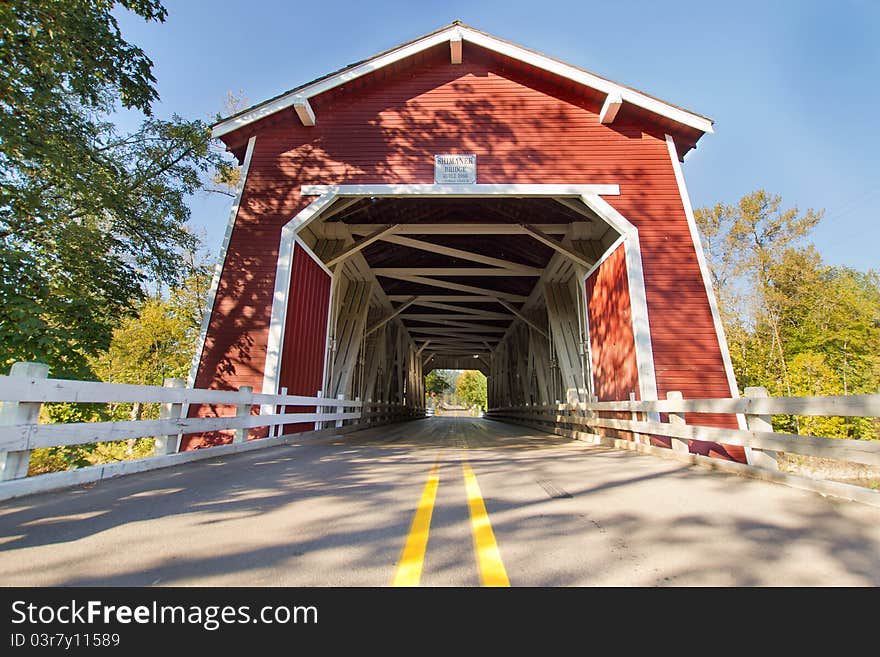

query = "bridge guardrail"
(487, 387), (880, 505)
(0, 362), (367, 500)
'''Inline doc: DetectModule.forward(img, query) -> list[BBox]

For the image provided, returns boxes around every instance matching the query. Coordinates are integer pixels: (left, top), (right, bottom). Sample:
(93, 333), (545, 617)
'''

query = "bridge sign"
(434, 154), (476, 184)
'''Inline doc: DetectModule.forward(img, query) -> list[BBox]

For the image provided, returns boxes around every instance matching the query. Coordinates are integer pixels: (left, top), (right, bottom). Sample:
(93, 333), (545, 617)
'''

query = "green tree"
(0, 1), (222, 379)
(30, 266), (210, 474)
(695, 190), (880, 441)
(425, 369), (451, 402)
(456, 370), (487, 411)
(695, 190), (822, 394)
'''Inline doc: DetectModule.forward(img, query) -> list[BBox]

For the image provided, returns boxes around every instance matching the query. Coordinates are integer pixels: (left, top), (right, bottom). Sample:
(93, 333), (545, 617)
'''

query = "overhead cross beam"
(364, 296), (417, 337)
(376, 274), (527, 302)
(380, 234), (542, 273)
(495, 298), (549, 338)
(519, 224), (593, 270)
(325, 224), (399, 268)
(372, 267), (539, 277)
(345, 223), (570, 236)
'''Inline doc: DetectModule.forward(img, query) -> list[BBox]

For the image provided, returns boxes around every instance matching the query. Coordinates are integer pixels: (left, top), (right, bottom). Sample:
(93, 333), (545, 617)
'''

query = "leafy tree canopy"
(0, 1), (224, 378)
(456, 370), (487, 411)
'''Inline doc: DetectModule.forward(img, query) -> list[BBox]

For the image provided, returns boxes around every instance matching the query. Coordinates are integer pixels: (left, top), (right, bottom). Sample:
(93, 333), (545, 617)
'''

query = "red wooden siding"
(586, 245), (639, 402)
(277, 243), (332, 433)
(197, 42), (742, 459)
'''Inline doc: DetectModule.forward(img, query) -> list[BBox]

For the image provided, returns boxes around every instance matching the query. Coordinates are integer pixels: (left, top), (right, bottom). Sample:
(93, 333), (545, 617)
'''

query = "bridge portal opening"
(267, 190), (638, 418)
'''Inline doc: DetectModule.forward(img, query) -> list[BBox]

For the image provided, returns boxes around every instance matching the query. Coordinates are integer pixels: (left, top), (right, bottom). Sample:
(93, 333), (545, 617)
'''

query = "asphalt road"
(2, 417), (880, 586)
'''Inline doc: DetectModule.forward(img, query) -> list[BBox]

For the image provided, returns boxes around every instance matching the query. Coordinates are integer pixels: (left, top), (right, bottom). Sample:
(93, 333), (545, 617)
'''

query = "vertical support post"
(335, 393), (345, 429)
(274, 386), (287, 437)
(629, 391), (645, 445)
(0, 362), (49, 481)
(233, 385), (253, 443)
(314, 389), (323, 431)
(155, 377), (185, 455)
(744, 386), (779, 470)
(666, 391), (690, 454)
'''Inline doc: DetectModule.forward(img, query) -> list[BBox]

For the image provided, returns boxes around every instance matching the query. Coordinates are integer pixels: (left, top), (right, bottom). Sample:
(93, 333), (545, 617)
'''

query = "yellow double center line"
(392, 460), (509, 587)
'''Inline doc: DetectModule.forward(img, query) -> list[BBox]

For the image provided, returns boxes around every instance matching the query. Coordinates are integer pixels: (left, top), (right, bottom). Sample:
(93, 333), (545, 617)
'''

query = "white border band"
(187, 136), (257, 389)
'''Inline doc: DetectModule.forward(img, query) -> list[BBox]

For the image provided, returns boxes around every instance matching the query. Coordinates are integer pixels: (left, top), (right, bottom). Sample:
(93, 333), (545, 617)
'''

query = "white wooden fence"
(0, 362), (364, 500)
(488, 386), (880, 506)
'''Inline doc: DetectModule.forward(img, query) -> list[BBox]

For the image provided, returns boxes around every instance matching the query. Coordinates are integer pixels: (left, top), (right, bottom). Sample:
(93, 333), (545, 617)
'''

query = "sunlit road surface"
(2, 417), (880, 586)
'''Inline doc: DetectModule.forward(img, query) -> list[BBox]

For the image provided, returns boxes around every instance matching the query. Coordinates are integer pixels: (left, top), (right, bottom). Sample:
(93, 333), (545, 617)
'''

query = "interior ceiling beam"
(372, 267), (539, 277)
(403, 317), (507, 331)
(408, 327), (503, 336)
(495, 298), (549, 339)
(401, 313), (513, 322)
(389, 295), (499, 303)
(364, 295), (417, 337)
(320, 197), (363, 222)
(378, 274), (527, 301)
(325, 224), (399, 268)
(344, 223), (569, 236)
(412, 300), (513, 318)
(411, 334), (501, 343)
(520, 224), (594, 270)
(380, 234), (542, 273)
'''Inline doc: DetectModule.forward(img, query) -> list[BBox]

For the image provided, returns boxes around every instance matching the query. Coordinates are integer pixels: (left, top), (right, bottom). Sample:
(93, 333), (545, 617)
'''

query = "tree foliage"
(695, 190), (879, 440)
(29, 266), (210, 474)
(0, 1), (223, 379)
(456, 370), (487, 411)
(425, 370), (451, 397)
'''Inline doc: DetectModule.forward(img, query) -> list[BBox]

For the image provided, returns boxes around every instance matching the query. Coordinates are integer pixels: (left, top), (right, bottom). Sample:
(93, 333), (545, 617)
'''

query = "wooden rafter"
(403, 317), (507, 331)
(372, 267), (539, 277)
(325, 224), (399, 268)
(364, 296), (417, 337)
(380, 234), (542, 273)
(374, 274), (527, 301)
(495, 298), (549, 338)
(409, 301), (513, 318)
(519, 224), (593, 270)
(345, 224), (569, 236)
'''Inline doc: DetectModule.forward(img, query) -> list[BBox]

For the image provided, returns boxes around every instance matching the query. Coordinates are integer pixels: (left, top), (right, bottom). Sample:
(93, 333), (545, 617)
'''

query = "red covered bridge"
(190, 22), (746, 461)
(2, 24), (879, 587)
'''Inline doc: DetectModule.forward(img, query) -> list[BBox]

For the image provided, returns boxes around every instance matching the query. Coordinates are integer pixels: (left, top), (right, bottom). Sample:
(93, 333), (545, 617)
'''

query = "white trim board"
(212, 24), (714, 138)
(187, 136), (257, 390)
(302, 183), (619, 197)
(262, 195), (338, 400)
(665, 135), (748, 439)
(577, 194), (659, 404)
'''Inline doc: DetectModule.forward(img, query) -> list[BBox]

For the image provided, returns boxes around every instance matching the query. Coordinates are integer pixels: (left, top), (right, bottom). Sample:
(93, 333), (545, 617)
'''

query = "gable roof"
(212, 22), (714, 140)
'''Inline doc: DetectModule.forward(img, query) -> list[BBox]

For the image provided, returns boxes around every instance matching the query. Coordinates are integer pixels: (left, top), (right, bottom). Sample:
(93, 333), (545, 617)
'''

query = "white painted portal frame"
(261, 184), (661, 404)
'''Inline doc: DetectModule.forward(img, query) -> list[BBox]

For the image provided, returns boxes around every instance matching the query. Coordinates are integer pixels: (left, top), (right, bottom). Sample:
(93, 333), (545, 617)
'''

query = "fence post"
(335, 393), (345, 429)
(629, 391), (645, 445)
(233, 385), (253, 443)
(0, 362), (49, 481)
(314, 390), (323, 431)
(275, 386), (287, 437)
(154, 377), (185, 456)
(744, 386), (779, 470)
(666, 391), (690, 454)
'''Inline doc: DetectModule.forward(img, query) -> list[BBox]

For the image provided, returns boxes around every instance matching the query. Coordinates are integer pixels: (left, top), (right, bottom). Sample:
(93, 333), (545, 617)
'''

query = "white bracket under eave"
(450, 31), (462, 64)
(599, 92), (622, 124)
(293, 98), (316, 126)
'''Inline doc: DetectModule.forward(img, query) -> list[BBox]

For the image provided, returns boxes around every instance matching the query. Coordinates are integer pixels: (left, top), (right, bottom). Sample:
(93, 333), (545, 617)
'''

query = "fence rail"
(487, 386), (880, 503)
(0, 363), (398, 499)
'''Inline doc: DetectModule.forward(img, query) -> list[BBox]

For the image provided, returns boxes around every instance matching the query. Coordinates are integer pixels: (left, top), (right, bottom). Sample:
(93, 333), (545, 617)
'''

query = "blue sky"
(117, 0), (879, 272)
